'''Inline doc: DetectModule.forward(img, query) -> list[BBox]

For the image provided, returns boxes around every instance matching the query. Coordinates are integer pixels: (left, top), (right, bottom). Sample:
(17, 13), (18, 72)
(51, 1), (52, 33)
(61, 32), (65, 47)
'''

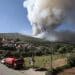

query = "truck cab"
(5, 57), (24, 69)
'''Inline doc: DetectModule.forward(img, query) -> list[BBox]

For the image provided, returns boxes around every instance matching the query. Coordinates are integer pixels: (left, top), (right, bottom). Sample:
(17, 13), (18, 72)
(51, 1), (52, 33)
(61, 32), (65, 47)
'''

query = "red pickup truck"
(4, 57), (24, 69)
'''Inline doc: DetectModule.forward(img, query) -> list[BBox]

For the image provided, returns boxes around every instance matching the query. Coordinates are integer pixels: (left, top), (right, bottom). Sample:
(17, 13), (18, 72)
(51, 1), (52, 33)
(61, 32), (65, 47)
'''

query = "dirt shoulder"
(58, 67), (75, 75)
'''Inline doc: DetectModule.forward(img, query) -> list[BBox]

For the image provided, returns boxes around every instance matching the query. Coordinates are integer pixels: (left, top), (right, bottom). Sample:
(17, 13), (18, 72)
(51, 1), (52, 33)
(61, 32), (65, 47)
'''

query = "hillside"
(0, 33), (75, 46)
(0, 33), (50, 46)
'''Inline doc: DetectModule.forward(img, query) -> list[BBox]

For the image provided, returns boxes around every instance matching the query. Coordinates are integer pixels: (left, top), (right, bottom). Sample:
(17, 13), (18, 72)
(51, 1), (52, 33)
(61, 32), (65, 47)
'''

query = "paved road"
(0, 63), (45, 75)
(0, 63), (24, 75)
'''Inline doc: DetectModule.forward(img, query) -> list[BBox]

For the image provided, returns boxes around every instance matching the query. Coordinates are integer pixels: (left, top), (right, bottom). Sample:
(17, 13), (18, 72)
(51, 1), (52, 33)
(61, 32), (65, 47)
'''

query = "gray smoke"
(23, 0), (75, 41)
(52, 31), (75, 43)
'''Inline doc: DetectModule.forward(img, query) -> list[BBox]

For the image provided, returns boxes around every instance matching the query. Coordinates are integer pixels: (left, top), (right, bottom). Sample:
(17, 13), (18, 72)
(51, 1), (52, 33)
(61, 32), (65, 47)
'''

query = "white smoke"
(23, 0), (75, 41)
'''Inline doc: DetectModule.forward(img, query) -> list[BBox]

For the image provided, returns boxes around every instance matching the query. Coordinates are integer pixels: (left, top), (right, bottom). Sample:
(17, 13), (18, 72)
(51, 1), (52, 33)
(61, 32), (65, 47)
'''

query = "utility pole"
(50, 43), (53, 75)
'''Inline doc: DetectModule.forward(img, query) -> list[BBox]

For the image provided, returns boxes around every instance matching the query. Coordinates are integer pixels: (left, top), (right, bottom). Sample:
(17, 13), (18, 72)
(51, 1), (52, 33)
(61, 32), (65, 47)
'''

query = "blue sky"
(0, 0), (75, 36)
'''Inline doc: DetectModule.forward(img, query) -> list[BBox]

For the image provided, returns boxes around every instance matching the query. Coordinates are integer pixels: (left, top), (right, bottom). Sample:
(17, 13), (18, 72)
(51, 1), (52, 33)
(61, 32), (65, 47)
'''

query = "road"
(0, 63), (46, 75)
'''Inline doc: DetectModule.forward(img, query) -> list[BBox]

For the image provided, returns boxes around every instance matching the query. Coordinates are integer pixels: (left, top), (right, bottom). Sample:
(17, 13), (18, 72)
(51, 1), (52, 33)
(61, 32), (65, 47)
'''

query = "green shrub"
(67, 53), (75, 66)
(45, 64), (71, 75)
(45, 68), (59, 75)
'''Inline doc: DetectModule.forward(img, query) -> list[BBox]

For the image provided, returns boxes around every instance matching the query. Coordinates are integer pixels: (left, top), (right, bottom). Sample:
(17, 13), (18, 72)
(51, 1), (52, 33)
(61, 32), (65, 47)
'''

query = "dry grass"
(24, 54), (66, 69)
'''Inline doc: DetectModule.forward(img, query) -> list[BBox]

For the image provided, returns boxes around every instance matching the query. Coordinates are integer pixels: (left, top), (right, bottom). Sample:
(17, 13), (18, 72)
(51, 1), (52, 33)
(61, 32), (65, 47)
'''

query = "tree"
(58, 46), (66, 54)
(67, 53), (75, 66)
(15, 38), (20, 42)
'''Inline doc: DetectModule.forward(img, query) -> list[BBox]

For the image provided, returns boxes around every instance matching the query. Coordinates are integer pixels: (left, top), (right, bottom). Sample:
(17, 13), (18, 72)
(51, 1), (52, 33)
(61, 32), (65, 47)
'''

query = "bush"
(67, 53), (75, 66)
(45, 64), (71, 75)
(45, 68), (58, 75)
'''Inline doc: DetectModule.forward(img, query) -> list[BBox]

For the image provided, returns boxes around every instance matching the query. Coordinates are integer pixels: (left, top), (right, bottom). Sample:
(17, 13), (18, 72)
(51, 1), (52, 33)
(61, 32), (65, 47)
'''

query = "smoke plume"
(23, 0), (75, 41)
(41, 31), (75, 43)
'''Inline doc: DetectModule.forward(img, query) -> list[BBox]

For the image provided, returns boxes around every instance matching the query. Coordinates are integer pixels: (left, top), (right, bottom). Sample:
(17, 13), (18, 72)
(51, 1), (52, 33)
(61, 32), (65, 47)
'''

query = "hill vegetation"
(0, 33), (75, 56)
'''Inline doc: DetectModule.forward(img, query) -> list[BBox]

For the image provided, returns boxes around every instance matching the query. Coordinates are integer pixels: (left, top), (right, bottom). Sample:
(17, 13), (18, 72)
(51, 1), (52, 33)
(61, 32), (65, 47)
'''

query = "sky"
(0, 0), (75, 36)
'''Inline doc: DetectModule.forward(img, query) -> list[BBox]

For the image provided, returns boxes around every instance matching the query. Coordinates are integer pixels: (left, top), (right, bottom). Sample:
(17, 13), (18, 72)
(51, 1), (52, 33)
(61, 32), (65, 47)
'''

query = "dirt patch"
(45, 58), (67, 69)
(53, 58), (67, 68)
(58, 67), (75, 75)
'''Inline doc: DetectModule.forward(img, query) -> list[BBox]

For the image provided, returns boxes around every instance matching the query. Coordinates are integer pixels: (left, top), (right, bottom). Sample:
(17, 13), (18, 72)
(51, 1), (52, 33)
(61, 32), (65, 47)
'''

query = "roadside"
(58, 67), (75, 75)
(0, 63), (46, 75)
